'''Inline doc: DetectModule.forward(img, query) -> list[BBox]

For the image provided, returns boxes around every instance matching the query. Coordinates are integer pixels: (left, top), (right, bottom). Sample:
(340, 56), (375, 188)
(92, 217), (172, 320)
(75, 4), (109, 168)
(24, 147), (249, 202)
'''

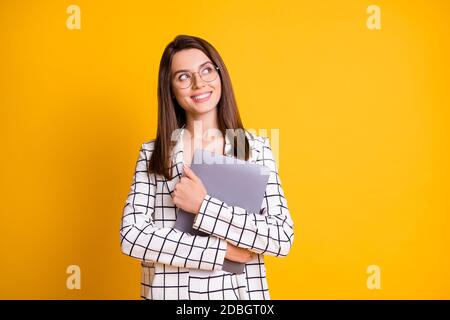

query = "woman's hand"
(225, 243), (256, 263)
(172, 164), (207, 214)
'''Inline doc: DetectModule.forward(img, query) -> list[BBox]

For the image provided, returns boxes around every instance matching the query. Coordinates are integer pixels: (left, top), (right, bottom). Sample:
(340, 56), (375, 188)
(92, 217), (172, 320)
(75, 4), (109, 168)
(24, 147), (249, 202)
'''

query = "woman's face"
(170, 48), (222, 117)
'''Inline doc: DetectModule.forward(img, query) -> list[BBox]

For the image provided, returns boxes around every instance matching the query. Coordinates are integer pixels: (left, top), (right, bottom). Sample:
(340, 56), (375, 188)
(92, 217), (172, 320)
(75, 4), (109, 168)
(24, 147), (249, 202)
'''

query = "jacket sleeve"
(120, 142), (227, 271)
(192, 137), (294, 257)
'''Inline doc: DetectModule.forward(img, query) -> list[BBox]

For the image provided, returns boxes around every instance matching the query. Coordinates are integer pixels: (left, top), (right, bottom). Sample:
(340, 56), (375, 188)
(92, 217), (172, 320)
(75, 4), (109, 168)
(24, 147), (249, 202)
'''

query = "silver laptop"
(174, 148), (271, 274)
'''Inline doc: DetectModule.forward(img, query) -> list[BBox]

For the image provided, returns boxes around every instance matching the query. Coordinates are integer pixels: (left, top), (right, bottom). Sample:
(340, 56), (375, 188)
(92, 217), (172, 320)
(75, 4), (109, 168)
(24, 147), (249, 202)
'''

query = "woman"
(120, 35), (294, 300)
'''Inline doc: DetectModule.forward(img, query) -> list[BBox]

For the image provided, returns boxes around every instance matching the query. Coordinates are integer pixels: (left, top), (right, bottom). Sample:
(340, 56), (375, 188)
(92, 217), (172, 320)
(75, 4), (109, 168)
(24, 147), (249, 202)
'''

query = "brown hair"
(148, 34), (250, 180)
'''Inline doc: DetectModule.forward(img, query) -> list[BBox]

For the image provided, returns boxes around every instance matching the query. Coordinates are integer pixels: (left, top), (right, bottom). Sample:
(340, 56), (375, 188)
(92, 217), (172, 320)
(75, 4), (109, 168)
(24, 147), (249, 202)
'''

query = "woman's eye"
(201, 67), (212, 74)
(178, 73), (190, 81)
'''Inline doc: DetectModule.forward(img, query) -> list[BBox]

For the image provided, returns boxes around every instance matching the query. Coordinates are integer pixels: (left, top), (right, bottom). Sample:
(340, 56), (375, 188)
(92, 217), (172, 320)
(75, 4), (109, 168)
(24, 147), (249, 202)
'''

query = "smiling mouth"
(191, 91), (212, 102)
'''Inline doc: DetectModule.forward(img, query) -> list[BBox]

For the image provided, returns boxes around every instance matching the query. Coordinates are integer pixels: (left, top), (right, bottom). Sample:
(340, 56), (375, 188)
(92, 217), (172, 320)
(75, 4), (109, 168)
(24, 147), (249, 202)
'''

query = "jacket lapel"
(165, 126), (185, 196)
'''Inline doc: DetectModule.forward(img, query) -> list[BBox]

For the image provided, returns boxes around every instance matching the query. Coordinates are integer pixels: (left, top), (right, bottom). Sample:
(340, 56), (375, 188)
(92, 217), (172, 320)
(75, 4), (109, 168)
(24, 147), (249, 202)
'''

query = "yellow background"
(1, 0), (449, 299)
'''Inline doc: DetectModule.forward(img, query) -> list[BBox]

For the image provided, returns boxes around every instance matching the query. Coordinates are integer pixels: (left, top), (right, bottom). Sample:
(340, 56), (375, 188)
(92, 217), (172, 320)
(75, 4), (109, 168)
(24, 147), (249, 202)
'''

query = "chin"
(195, 104), (217, 114)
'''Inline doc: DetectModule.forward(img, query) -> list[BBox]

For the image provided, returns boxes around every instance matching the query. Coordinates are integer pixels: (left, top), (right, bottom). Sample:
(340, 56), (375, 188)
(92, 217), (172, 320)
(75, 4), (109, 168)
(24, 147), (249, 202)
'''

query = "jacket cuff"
(193, 194), (233, 236)
(214, 238), (228, 270)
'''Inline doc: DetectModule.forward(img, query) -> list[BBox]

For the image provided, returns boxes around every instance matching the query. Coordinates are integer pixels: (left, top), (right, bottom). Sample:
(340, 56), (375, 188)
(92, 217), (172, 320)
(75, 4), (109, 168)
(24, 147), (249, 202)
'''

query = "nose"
(191, 72), (206, 89)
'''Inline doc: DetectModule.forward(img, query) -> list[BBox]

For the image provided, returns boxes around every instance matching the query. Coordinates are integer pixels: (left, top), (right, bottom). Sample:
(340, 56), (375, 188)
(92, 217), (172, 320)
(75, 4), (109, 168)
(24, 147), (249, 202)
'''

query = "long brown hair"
(149, 34), (250, 180)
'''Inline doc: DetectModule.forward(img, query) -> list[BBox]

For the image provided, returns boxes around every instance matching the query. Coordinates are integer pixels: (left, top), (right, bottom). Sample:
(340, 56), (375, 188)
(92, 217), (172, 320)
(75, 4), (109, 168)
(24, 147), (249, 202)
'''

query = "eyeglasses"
(172, 62), (221, 89)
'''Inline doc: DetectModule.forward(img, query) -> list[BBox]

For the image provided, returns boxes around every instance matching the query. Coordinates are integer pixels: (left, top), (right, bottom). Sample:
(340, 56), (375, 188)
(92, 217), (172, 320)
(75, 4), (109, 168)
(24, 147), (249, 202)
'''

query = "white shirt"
(120, 126), (294, 300)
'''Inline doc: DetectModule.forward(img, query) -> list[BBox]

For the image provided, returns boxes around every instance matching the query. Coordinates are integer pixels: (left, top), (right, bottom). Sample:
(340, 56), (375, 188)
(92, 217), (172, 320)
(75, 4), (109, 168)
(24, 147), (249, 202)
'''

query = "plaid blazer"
(120, 126), (294, 300)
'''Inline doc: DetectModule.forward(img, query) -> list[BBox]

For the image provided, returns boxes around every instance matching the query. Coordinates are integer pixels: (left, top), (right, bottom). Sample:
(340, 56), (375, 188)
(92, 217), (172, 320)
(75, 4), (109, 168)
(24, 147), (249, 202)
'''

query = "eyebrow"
(172, 61), (212, 76)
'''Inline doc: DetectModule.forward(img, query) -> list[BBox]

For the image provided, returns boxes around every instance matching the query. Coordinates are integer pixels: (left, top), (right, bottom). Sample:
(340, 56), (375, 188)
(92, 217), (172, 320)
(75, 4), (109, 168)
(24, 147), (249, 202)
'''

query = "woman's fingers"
(183, 164), (201, 183)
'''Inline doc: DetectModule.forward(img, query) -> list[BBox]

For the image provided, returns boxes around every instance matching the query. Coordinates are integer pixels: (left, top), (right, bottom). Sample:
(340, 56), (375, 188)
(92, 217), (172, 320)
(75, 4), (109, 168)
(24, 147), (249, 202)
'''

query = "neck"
(184, 111), (220, 141)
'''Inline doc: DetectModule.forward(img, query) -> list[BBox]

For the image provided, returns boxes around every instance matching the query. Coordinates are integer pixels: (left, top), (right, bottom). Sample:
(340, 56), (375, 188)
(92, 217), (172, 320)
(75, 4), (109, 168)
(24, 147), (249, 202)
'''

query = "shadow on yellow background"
(0, 0), (449, 299)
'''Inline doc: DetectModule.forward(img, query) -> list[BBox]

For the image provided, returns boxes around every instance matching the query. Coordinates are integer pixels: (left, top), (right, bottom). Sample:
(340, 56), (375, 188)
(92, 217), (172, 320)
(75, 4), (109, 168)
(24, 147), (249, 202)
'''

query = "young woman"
(120, 35), (294, 300)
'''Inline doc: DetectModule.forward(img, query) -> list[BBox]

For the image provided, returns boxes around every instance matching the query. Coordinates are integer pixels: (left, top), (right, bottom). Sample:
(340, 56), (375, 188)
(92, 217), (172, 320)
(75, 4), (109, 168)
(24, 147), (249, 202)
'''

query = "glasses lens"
(174, 73), (192, 89)
(199, 63), (218, 82)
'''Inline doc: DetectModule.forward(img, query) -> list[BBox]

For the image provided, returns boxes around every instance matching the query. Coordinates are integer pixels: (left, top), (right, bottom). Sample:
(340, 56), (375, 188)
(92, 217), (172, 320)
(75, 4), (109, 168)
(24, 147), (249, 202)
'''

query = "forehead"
(171, 49), (212, 71)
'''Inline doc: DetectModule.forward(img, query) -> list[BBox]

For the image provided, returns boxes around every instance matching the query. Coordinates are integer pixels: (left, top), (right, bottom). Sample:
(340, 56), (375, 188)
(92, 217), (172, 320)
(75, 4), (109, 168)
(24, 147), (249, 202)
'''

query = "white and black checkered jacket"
(120, 126), (294, 300)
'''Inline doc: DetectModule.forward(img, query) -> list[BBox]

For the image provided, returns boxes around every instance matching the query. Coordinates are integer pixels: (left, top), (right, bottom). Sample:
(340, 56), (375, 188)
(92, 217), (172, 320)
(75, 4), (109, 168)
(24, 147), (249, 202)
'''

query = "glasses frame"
(172, 62), (221, 89)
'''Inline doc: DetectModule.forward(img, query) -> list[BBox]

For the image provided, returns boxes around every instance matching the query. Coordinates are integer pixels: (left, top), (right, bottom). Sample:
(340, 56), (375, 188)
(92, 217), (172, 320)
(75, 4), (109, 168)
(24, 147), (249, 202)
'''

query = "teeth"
(192, 92), (211, 100)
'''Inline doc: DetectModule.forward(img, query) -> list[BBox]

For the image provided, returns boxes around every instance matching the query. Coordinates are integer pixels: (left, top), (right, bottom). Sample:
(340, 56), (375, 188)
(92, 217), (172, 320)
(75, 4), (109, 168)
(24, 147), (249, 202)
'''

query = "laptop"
(174, 148), (271, 274)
